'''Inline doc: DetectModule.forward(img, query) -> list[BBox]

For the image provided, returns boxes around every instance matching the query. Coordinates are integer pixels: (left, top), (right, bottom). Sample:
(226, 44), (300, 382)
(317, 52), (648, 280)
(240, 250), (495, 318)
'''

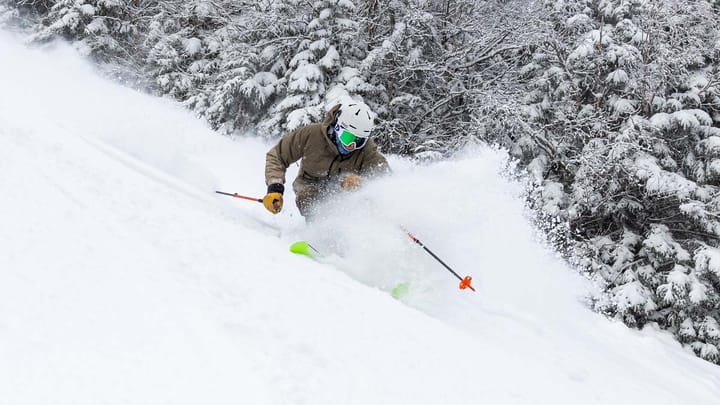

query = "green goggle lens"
(338, 129), (367, 150)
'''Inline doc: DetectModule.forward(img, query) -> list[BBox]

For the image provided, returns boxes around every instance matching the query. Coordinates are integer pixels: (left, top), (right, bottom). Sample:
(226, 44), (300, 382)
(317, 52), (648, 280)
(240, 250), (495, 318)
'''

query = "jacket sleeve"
(265, 128), (309, 186)
(359, 140), (391, 176)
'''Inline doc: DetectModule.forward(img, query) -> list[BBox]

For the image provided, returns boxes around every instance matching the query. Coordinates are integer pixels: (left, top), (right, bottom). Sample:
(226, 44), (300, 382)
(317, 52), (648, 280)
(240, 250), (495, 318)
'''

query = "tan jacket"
(265, 105), (390, 187)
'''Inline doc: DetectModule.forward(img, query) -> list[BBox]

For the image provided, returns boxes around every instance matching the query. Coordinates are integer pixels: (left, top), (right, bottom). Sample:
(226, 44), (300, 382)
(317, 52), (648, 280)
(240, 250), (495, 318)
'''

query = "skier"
(263, 102), (390, 217)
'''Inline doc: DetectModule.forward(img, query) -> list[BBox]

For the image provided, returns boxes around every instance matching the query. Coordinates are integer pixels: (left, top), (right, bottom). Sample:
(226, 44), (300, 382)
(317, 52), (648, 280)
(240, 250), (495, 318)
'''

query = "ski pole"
(403, 228), (475, 292)
(215, 190), (262, 203)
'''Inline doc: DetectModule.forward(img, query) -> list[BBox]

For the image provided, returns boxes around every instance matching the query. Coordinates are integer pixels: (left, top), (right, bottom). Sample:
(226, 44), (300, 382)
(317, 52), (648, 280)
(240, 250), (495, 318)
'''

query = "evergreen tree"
(359, 0), (535, 156)
(142, 1), (231, 100)
(0, 0), (48, 28)
(185, 1), (303, 134)
(259, 0), (372, 136)
(517, 0), (720, 363)
(32, 0), (138, 62)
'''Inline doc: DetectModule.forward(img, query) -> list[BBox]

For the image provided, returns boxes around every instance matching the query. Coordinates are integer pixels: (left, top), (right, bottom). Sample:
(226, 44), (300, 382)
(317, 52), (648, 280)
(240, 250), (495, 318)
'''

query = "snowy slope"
(1, 32), (719, 405)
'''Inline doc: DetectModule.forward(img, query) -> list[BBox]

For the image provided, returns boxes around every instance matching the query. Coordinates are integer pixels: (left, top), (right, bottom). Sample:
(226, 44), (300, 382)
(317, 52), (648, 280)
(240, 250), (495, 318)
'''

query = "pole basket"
(460, 276), (475, 292)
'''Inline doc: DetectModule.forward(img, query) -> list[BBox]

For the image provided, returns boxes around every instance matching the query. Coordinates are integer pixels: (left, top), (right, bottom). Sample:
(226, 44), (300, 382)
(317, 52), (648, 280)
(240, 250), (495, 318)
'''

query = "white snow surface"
(1, 32), (720, 405)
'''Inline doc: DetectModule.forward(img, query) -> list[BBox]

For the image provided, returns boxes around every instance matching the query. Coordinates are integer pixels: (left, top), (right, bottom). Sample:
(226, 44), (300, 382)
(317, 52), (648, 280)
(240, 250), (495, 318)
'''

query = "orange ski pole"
(215, 190), (262, 203)
(404, 228), (475, 292)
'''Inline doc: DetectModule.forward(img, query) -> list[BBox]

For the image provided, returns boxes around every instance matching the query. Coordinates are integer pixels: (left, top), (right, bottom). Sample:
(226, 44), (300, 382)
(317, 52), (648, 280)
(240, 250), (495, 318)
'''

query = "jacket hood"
(321, 104), (341, 132)
(321, 104), (342, 151)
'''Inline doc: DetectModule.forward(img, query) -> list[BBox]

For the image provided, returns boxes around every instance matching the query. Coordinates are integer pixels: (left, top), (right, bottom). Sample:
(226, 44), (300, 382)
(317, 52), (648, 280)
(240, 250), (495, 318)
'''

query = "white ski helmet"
(336, 102), (375, 138)
(334, 102), (375, 152)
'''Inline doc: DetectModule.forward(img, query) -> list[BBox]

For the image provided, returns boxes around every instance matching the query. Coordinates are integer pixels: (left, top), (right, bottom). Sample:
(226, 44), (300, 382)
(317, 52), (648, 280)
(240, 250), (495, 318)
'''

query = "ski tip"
(290, 241), (314, 258)
(391, 283), (410, 299)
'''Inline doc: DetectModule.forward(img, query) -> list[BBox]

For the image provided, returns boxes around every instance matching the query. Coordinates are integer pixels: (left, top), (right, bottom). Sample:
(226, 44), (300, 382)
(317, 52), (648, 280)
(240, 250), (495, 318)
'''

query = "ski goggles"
(337, 128), (368, 151)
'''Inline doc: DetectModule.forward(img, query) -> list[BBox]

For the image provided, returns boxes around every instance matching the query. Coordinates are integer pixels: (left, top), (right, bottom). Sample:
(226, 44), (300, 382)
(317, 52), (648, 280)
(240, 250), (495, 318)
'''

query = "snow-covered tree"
(0, 0), (48, 28)
(258, 0), (373, 136)
(32, 0), (139, 61)
(515, 0), (720, 363)
(359, 0), (537, 155)
(142, 1), (227, 100)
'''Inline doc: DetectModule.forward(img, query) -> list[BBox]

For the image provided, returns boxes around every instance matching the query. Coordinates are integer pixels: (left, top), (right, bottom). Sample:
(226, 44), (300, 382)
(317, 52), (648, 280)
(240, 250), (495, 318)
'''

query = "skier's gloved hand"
(341, 174), (362, 191)
(263, 183), (284, 214)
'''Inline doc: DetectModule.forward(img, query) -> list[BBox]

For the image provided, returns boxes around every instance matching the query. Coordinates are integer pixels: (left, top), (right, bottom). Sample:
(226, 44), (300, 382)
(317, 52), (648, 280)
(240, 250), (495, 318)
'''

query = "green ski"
(289, 241), (410, 299)
(289, 241), (321, 258)
(391, 283), (410, 299)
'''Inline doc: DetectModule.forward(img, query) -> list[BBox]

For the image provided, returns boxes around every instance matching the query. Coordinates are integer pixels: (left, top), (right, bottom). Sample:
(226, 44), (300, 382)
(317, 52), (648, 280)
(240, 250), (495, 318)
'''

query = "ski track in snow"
(1, 32), (720, 405)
